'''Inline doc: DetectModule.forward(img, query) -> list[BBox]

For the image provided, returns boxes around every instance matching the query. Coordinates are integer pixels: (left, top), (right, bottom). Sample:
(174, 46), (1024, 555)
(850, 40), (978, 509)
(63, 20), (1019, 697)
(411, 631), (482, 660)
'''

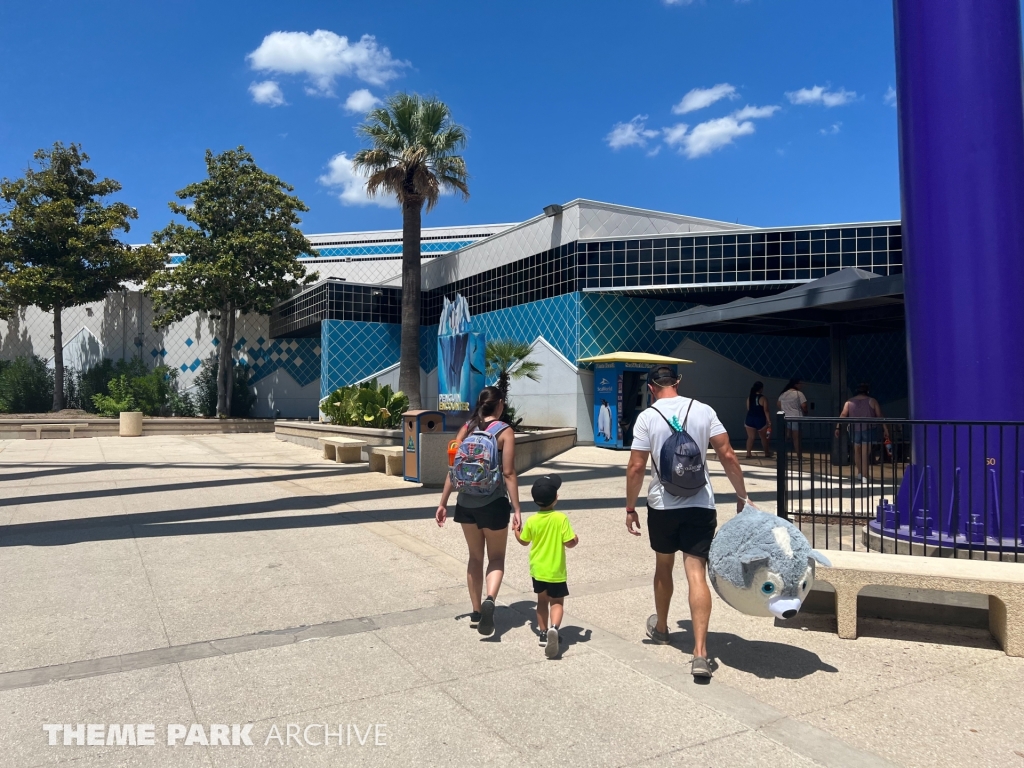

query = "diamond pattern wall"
(0, 293), (319, 397)
(467, 294), (581, 363)
(320, 320), (402, 398)
(578, 293), (831, 383)
(847, 330), (907, 404)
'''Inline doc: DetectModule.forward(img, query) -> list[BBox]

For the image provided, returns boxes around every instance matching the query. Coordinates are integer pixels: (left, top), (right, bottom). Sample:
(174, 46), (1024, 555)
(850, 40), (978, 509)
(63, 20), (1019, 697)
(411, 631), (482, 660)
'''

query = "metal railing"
(775, 413), (1024, 561)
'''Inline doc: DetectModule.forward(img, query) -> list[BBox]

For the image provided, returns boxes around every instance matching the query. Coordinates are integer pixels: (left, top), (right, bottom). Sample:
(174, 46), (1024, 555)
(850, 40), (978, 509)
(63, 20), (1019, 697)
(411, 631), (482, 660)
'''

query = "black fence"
(775, 414), (1024, 561)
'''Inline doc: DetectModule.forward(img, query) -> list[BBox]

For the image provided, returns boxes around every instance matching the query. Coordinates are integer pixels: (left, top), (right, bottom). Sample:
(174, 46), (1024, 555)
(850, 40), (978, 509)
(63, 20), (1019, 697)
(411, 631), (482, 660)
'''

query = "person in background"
(743, 381), (772, 459)
(777, 378), (808, 455)
(836, 383), (888, 484)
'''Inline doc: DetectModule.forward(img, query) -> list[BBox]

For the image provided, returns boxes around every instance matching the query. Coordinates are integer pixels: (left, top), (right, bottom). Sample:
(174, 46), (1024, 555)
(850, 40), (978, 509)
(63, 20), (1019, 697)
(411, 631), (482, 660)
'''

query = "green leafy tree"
(145, 147), (316, 417)
(0, 143), (164, 410)
(353, 93), (469, 408)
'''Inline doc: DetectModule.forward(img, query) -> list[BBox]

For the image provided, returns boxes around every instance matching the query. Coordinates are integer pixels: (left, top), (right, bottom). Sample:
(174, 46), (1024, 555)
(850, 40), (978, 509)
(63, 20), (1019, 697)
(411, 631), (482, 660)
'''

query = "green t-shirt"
(519, 510), (576, 583)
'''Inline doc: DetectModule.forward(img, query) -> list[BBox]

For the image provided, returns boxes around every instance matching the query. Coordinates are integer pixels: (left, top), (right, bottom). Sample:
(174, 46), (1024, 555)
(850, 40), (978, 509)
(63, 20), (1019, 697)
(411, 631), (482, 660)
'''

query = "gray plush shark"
(708, 505), (831, 619)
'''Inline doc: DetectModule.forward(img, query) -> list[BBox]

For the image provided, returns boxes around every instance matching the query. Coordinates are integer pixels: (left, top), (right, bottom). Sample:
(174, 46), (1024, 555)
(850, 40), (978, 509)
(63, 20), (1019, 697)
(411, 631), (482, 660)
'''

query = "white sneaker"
(545, 627), (559, 659)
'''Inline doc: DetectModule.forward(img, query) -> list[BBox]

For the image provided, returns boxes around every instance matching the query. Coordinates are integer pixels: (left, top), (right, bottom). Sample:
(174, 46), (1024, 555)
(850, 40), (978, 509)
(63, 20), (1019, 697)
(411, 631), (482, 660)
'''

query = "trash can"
(402, 410), (447, 483)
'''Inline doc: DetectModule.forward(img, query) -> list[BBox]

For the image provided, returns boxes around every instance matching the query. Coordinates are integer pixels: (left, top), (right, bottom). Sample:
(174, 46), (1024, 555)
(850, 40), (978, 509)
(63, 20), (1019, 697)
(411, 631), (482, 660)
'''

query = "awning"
(577, 352), (693, 365)
(655, 268), (904, 337)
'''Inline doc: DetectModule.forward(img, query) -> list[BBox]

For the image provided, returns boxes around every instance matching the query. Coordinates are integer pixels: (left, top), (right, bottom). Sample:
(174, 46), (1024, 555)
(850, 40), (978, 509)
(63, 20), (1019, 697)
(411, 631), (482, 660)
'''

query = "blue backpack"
(450, 421), (508, 496)
(649, 400), (707, 498)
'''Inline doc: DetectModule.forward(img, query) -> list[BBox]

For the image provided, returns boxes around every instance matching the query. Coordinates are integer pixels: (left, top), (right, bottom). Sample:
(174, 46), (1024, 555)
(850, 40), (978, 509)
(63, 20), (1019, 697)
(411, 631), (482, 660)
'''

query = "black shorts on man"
(646, 506), (717, 558)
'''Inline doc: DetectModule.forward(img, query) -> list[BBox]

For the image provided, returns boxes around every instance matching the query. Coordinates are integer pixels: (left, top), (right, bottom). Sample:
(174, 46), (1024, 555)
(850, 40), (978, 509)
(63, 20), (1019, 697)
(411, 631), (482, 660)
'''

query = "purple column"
(894, 0), (1024, 421)
(878, 1), (1024, 551)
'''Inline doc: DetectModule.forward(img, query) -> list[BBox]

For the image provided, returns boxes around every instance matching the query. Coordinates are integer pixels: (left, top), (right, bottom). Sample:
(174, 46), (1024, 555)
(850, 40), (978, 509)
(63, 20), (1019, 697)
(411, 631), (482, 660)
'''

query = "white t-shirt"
(778, 389), (807, 419)
(632, 396), (726, 510)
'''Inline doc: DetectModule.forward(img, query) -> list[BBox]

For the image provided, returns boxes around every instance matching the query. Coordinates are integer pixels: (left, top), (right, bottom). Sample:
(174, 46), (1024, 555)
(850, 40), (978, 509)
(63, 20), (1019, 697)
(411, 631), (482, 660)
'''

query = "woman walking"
(777, 378), (808, 455)
(836, 383), (888, 483)
(743, 381), (773, 458)
(436, 386), (523, 636)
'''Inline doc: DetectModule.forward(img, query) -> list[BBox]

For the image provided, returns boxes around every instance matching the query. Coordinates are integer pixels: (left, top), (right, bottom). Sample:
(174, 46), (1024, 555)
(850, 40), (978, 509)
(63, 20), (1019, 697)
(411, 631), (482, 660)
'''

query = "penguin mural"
(708, 505), (831, 619)
(597, 400), (612, 442)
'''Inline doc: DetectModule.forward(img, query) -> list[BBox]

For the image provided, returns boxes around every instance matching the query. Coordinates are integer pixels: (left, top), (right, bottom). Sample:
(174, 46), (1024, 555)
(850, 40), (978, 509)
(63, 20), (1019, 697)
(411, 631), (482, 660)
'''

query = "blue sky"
(0, 1), (901, 239)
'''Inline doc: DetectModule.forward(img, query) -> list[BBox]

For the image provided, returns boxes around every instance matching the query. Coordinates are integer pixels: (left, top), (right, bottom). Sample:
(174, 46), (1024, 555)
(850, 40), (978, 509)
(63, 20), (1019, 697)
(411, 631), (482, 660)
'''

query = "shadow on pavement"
(674, 619), (839, 679)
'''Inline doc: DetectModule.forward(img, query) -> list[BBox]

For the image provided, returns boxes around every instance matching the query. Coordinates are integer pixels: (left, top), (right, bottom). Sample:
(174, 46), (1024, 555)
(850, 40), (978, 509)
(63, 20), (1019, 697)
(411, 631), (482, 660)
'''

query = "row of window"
(271, 227), (904, 335)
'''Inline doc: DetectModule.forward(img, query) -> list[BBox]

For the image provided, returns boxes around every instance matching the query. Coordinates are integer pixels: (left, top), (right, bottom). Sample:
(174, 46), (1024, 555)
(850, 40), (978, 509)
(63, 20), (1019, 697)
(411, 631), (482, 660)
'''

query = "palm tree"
(353, 93), (469, 408)
(485, 339), (542, 399)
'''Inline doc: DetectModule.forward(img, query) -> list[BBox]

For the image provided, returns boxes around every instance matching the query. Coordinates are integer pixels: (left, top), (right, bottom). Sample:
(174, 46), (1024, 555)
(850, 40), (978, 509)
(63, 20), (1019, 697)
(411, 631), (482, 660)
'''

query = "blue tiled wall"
(578, 293), (831, 383)
(316, 293), (892, 399)
(847, 331), (908, 404)
(238, 336), (321, 386)
(320, 320), (402, 399)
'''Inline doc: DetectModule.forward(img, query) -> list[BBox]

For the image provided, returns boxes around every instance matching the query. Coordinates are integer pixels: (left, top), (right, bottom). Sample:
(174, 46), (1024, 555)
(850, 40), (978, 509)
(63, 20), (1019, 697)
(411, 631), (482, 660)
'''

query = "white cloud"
(664, 104), (777, 158)
(662, 123), (690, 148)
(820, 122), (842, 135)
(732, 104), (780, 120)
(663, 0), (697, 4)
(248, 80), (286, 107)
(680, 116), (755, 158)
(247, 30), (408, 96)
(318, 153), (397, 208)
(606, 115), (659, 149)
(343, 88), (382, 114)
(672, 83), (737, 114)
(786, 85), (857, 107)
(884, 86), (897, 107)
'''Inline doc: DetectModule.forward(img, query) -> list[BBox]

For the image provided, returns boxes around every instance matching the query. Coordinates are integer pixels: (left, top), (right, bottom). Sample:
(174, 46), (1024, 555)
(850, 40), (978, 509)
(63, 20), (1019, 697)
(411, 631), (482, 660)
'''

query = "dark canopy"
(655, 268), (904, 337)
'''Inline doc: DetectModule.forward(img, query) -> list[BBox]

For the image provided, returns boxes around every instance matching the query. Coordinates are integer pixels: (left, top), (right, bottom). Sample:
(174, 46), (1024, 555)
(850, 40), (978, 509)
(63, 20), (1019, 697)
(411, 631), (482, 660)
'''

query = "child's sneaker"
(537, 627), (548, 646)
(469, 611), (482, 628)
(545, 627), (560, 659)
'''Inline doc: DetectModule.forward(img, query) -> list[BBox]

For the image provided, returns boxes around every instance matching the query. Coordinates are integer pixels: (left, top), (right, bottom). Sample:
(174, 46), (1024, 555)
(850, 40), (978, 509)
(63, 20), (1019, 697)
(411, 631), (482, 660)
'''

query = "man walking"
(625, 365), (751, 679)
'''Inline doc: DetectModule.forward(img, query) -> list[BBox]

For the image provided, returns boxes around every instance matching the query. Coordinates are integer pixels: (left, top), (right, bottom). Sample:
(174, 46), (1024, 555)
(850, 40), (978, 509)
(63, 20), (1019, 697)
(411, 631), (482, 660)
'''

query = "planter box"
(0, 417), (274, 440)
(275, 420), (402, 461)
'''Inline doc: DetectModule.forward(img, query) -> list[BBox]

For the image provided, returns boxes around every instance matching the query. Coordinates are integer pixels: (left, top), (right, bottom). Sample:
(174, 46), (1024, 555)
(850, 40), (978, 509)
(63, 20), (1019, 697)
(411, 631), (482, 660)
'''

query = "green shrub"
(320, 379), (409, 429)
(0, 355), (53, 413)
(79, 359), (117, 412)
(86, 358), (196, 417)
(193, 356), (254, 417)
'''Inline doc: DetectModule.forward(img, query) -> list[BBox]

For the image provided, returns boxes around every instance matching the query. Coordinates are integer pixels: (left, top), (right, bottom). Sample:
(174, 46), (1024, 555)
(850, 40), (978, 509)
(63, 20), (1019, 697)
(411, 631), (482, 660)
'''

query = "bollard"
(119, 411), (143, 437)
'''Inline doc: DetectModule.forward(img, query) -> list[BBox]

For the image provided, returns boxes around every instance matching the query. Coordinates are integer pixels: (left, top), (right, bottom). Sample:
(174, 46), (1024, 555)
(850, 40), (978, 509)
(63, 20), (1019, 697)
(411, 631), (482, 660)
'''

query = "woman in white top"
(777, 378), (808, 454)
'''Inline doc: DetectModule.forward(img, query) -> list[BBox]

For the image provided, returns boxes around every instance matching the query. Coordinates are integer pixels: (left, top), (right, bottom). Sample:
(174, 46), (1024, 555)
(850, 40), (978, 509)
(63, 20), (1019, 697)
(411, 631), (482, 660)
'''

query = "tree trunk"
(216, 306), (231, 418)
(400, 199), (423, 408)
(226, 306), (236, 417)
(52, 305), (65, 412)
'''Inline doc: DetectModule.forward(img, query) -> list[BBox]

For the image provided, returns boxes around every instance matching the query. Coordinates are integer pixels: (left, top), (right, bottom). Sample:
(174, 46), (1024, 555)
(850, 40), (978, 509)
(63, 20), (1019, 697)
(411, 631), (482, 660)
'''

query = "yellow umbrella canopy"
(577, 352), (693, 365)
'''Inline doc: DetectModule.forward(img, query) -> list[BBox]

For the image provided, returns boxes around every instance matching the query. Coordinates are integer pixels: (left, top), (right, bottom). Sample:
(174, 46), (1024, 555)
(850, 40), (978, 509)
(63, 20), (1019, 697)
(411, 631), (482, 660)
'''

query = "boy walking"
(514, 474), (579, 659)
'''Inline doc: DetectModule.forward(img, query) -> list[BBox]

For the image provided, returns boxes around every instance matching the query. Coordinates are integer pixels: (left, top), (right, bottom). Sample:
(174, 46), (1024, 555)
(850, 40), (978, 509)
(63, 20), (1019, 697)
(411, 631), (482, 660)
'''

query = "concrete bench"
(318, 437), (367, 463)
(368, 446), (404, 476)
(21, 423), (89, 440)
(817, 550), (1024, 656)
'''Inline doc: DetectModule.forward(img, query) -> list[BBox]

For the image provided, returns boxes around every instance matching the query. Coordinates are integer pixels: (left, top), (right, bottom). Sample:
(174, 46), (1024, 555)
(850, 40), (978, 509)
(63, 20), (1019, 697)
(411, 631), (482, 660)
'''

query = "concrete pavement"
(0, 434), (1021, 767)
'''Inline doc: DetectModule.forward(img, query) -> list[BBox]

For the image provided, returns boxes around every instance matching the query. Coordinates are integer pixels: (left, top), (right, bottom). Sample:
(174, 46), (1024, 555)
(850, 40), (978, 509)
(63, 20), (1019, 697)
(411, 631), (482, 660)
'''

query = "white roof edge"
(527, 335), (579, 371)
(306, 223), (517, 242)
(565, 198), (753, 229)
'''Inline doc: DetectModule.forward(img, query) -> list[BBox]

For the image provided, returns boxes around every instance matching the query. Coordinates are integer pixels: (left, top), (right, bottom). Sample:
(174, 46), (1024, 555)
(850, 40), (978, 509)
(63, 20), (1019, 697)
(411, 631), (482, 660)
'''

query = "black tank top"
(746, 395), (764, 421)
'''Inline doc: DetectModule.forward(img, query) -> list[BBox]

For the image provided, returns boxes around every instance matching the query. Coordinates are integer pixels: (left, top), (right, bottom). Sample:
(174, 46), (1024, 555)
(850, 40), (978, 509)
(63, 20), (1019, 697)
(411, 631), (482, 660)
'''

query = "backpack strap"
(480, 420), (509, 438)
(681, 398), (695, 431)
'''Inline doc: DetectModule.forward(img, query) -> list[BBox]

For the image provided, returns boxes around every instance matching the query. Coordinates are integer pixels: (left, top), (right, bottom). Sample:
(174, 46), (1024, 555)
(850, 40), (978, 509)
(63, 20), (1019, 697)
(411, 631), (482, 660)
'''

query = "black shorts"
(453, 496), (511, 530)
(532, 578), (569, 598)
(647, 506), (717, 558)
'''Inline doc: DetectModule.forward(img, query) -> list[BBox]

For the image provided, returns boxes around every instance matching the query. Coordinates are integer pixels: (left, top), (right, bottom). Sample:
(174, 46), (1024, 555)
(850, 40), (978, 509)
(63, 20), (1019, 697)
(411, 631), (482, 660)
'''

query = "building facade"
(0, 201), (906, 439)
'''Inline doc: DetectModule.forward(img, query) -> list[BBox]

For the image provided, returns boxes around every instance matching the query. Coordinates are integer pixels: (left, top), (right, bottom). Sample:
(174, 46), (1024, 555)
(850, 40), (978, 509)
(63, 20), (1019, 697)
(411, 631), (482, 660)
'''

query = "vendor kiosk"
(579, 353), (692, 450)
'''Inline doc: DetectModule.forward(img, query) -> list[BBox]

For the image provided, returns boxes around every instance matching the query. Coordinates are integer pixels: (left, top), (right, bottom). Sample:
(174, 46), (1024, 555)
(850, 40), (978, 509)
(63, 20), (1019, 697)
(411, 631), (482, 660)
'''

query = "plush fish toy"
(708, 505), (831, 619)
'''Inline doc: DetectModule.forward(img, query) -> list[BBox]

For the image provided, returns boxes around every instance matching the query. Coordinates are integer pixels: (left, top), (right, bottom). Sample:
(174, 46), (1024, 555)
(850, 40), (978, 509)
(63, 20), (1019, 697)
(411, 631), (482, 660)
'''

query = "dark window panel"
(780, 231), (796, 242)
(782, 242), (795, 256)
(796, 240), (810, 255)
